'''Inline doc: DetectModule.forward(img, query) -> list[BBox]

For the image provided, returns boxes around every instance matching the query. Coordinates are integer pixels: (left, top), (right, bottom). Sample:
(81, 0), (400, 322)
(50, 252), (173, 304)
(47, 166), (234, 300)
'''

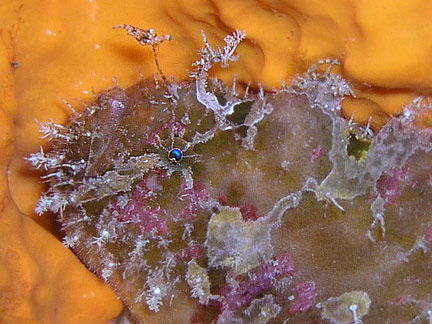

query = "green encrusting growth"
(346, 132), (371, 162)
(28, 27), (432, 324)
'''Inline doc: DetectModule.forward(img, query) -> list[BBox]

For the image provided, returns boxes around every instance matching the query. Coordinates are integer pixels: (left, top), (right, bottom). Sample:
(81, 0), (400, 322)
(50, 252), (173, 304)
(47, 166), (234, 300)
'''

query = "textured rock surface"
(30, 30), (432, 324)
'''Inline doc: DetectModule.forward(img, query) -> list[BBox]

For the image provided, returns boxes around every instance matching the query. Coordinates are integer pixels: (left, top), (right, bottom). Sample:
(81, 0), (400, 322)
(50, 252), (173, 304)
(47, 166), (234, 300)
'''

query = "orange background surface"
(1, 1), (432, 322)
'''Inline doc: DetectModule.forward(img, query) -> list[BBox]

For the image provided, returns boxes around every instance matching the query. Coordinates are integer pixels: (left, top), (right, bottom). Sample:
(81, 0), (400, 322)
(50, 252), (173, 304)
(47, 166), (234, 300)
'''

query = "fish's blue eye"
(168, 148), (183, 162)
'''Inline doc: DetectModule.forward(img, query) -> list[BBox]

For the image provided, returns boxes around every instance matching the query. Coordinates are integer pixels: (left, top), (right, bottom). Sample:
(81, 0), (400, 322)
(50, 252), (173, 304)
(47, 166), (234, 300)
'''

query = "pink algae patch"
(218, 192), (261, 221)
(110, 179), (168, 236)
(219, 253), (295, 312)
(175, 244), (201, 262)
(425, 226), (432, 245)
(390, 295), (413, 306)
(288, 281), (317, 314)
(311, 145), (322, 162)
(178, 183), (211, 222)
(376, 167), (408, 207)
